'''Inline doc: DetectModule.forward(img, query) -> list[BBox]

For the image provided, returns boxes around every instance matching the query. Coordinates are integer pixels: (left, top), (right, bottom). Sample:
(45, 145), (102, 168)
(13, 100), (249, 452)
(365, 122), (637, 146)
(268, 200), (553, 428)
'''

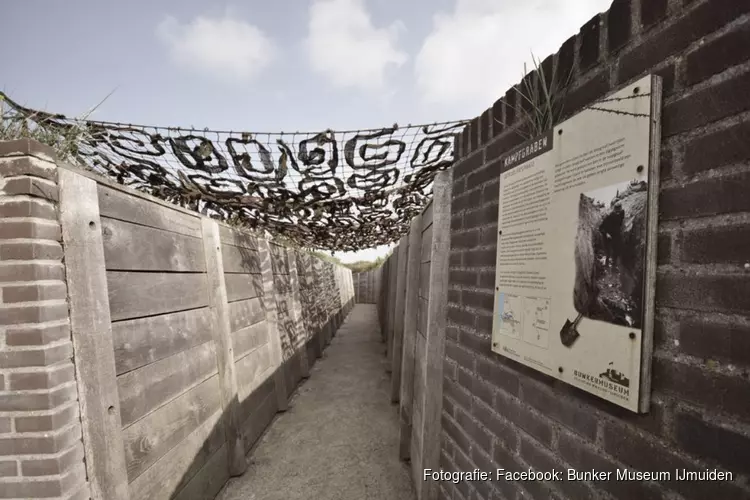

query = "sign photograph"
(491, 75), (661, 413)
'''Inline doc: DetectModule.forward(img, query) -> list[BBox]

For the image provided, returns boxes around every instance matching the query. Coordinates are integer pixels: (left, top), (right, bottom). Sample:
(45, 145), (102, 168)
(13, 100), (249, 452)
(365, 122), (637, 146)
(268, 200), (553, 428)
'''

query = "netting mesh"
(0, 92), (468, 252)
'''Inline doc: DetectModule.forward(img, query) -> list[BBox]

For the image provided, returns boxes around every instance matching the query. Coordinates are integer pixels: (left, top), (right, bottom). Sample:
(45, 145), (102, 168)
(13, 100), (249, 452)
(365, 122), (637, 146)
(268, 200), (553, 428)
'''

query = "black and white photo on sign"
(571, 178), (648, 336)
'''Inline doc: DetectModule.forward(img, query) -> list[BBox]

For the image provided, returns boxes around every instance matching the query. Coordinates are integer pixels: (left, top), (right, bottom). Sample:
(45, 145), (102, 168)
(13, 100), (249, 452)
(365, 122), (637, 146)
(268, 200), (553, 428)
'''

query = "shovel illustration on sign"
(560, 312), (583, 347)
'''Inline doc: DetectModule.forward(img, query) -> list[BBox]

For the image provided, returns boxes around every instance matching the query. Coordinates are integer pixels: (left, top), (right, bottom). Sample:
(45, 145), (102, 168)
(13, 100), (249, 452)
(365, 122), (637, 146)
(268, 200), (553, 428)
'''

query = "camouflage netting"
(0, 93), (468, 252)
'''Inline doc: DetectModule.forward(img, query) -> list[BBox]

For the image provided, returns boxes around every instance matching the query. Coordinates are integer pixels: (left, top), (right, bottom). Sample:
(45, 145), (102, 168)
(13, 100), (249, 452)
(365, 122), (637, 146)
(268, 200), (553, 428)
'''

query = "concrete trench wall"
(0, 138), (355, 500)
(353, 268), (381, 304)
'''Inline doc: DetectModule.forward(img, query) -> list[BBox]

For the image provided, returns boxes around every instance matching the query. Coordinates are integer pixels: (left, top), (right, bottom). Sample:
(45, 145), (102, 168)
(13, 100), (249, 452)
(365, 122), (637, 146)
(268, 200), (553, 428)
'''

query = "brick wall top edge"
(0, 139), (57, 162)
(459, 3), (614, 159)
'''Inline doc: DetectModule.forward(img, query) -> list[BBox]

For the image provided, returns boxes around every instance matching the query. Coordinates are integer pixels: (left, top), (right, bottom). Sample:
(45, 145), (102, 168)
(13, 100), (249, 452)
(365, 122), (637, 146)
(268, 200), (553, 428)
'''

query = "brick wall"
(0, 140), (88, 499)
(442, 0), (750, 499)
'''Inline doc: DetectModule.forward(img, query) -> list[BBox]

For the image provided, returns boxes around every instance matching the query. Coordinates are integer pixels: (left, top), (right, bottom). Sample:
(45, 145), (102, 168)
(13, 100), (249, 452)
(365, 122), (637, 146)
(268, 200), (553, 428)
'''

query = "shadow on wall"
(157, 233), (351, 500)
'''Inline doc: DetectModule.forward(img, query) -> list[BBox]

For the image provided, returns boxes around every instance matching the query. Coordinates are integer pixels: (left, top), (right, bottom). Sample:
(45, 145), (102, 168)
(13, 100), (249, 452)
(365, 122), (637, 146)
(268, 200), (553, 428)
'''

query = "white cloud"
(305, 0), (408, 92)
(415, 0), (612, 112)
(157, 13), (275, 83)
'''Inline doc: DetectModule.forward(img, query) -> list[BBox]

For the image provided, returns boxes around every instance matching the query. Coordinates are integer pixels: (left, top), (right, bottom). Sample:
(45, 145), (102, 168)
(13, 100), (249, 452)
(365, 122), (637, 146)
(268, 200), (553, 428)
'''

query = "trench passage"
(217, 304), (416, 500)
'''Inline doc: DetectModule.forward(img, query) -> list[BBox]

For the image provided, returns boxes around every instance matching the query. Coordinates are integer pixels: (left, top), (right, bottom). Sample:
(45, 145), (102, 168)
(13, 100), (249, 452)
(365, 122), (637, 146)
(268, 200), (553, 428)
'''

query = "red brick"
(556, 36), (577, 89)
(519, 435), (598, 500)
(478, 270), (495, 290)
(0, 302), (69, 326)
(459, 330), (492, 356)
(461, 290), (495, 312)
(450, 214), (463, 231)
(0, 197), (56, 219)
(469, 117), (480, 153)
(479, 225), (498, 247)
(0, 219), (61, 241)
(477, 357), (520, 396)
(464, 204), (498, 230)
(449, 253), (462, 268)
(445, 340), (475, 371)
(0, 342), (72, 368)
(603, 419), (747, 499)
(466, 160), (501, 191)
(519, 380), (597, 440)
(679, 224), (750, 264)
(579, 15), (602, 71)
(21, 442), (84, 477)
(494, 390), (553, 447)
(491, 98), (505, 137)
(0, 262), (65, 282)
(442, 413), (471, 454)
(519, 72), (537, 116)
(677, 315), (750, 366)
(655, 62), (676, 96)
(455, 406), (491, 453)
(15, 404), (79, 433)
(663, 68), (750, 137)
(562, 70), (610, 118)
(503, 88), (519, 127)
(557, 432), (663, 500)
(0, 240), (64, 261)
(686, 23), (750, 86)
(684, 120), (750, 176)
(492, 444), (527, 499)
(657, 233), (672, 264)
(453, 150), (485, 180)
(475, 311), (493, 336)
(448, 305), (476, 329)
(641, 0), (668, 28)
(660, 171), (750, 219)
(656, 272), (750, 314)
(451, 449), (475, 499)
(480, 180), (499, 206)
(675, 411), (750, 475)
(444, 376), (472, 412)
(461, 128), (470, 159)
(652, 357), (750, 420)
(608, 0), (633, 53)
(472, 399), (519, 451)
(2, 281), (67, 303)
(449, 269), (478, 286)
(466, 448), (494, 499)
(485, 127), (526, 163)
(5, 321), (70, 346)
(619, 0), (750, 85)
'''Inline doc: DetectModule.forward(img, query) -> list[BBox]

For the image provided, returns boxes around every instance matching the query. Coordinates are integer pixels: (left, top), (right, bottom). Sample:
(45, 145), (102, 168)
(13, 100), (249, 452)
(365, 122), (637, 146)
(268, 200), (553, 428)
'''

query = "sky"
(1, 0), (612, 263)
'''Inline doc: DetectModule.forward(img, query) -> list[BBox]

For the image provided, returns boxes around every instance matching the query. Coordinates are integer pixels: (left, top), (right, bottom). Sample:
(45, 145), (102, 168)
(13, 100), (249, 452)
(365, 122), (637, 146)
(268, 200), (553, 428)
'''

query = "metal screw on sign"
(637, 165), (644, 173)
(558, 366), (564, 374)
(629, 332), (636, 340)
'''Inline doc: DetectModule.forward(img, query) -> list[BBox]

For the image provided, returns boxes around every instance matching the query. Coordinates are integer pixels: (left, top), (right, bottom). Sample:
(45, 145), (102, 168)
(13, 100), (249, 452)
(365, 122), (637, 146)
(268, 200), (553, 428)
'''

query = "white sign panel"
(491, 75), (661, 413)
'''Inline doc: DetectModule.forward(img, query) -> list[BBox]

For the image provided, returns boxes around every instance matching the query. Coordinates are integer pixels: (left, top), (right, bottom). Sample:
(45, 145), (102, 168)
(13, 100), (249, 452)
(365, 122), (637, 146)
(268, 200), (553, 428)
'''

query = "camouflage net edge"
(0, 93), (468, 252)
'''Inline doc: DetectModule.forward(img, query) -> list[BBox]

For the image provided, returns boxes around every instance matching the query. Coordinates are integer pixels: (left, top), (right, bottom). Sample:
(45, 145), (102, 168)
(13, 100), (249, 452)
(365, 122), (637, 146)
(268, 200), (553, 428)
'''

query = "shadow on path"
(217, 304), (416, 500)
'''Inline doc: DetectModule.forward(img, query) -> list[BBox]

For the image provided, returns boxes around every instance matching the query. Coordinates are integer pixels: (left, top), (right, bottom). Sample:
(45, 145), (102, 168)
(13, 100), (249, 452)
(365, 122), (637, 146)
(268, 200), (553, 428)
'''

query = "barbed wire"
(0, 92), (469, 252)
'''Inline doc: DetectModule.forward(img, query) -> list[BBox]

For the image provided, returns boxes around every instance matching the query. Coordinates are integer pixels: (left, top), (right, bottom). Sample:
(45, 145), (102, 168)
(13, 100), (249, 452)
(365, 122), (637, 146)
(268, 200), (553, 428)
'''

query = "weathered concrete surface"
(217, 304), (416, 500)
